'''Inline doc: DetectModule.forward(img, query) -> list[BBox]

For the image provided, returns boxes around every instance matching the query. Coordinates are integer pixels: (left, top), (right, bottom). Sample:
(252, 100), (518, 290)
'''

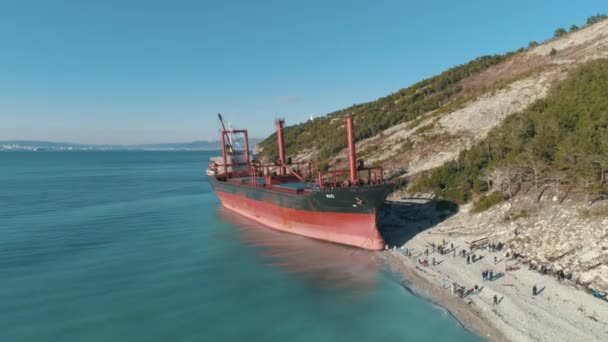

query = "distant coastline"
(0, 139), (262, 152)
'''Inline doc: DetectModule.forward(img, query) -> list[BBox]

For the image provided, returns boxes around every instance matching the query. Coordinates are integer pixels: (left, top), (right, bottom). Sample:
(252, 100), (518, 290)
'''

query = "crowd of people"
(403, 238), (563, 306)
(414, 238), (555, 307)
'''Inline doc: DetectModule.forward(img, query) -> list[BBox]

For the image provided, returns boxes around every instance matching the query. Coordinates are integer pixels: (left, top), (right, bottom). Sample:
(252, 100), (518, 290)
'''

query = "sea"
(0, 151), (481, 341)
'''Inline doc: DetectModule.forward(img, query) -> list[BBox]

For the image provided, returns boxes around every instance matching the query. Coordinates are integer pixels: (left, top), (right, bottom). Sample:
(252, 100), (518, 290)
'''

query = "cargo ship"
(206, 114), (394, 250)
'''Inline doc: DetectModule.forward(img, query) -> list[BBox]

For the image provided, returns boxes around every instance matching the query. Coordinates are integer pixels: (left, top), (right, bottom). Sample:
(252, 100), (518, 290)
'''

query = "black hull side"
(208, 176), (394, 215)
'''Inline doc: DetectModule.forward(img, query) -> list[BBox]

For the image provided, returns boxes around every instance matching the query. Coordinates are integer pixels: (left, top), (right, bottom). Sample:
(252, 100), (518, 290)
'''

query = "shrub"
(504, 209), (531, 222)
(395, 177), (408, 189)
(587, 13), (608, 26)
(550, 48), (558, 57)
(554, 28), (567, 38)
(414, 123), (435, 135)
(435, 200), (458, 213)
(472, 192), (504, 213)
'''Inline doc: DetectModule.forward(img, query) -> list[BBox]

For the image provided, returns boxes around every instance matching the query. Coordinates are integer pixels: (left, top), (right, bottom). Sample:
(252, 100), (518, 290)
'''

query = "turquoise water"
(0, 151), (481, 341)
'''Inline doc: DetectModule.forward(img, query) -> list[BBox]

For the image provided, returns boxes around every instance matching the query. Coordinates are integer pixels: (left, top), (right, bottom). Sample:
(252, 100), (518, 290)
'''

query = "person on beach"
(432, 257), (436, 266)
(533, 285), (537, 296)
(494, 256), (498, 264)
(493, 295), (498, 305)
(467, 255), (471, 264)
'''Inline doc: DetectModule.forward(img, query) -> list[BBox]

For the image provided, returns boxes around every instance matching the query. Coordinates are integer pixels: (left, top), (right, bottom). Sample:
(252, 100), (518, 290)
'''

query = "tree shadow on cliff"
(378, 197), (459, 248)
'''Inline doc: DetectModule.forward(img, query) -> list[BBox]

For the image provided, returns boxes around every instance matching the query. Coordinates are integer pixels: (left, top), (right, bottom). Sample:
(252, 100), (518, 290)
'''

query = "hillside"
(413, 59), (608, 205)
(257, 15), (608, 293)
(257, 53), (511, 165)
(258, 16), (608, 179)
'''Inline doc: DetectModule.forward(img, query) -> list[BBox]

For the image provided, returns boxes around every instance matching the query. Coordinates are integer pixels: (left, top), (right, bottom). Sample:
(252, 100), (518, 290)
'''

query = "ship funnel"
(275, 119), (286, 176)
(345, 117), (357, 183)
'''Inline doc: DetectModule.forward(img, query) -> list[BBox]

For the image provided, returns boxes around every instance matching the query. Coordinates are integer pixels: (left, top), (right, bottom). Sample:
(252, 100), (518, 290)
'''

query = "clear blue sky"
(1, 0), (605, 144)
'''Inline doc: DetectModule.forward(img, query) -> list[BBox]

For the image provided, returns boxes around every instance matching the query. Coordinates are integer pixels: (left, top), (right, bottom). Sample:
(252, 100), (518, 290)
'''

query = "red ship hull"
(216, 191), (386, 250)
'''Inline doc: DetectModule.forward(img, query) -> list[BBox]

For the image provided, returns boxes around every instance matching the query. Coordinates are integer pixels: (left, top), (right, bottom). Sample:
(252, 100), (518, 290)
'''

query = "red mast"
(345, 117), (357, 183)
(275, 119), (286, 176)
(218, 113), (229, 174)
(244, 130), (250, 166)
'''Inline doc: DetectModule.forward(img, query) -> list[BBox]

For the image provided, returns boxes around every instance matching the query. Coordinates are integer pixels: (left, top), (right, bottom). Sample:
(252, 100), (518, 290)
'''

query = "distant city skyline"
(1, 0), (605, 144)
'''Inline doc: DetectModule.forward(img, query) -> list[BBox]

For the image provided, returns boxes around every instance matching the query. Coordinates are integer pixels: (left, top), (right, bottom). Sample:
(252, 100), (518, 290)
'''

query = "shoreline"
(380, 252), (509, 341)
(376, 234), (608, 342)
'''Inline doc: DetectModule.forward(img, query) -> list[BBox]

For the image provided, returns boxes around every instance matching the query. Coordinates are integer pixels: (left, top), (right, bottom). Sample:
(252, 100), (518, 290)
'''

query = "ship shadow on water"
(216, 207), (381, 297)
(379, 198), (459, 248)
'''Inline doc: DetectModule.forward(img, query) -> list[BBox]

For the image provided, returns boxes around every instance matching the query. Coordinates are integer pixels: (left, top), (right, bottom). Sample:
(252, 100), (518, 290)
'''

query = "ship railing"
(253, 161), (314, 180)
(314, 166), (385, 190)
(243, 161), (318, 189)
(243, 162), (386, 191)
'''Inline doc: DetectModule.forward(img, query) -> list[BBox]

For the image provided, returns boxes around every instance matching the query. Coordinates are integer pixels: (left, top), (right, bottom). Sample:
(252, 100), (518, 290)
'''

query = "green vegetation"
(258, 54), (511, 164)
(413, 59), (608, 206)
(503, 209), (531, 222)
(395, 177), (408, 189)
(550, 48), (558, 57)
(396, 138), (414, 154)
(555, 13), (608, 39)
(472, 192), (504, 213)
(579, 205), (608, 218)
(435, 200), (459, 214)
(357, 144), (381, 160)
(413, 123), (435, 135)
(587, 13), (608, 25)
(554, 28), (567, 38)
(526, 13), (607, 52)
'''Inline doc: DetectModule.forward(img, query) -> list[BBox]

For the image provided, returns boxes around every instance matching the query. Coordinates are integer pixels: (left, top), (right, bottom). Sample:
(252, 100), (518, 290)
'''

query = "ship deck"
(226, 177), (317, 193)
